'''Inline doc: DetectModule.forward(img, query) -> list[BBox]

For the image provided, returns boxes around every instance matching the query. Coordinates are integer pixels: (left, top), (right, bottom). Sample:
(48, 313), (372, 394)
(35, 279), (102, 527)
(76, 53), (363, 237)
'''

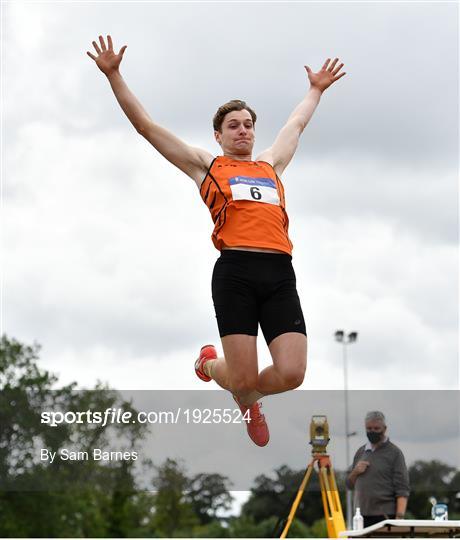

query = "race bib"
(229, 176), (280, 205)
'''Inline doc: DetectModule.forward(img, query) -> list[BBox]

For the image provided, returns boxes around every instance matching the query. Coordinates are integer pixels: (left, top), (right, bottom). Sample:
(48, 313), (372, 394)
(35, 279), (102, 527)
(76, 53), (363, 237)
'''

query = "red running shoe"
(194, 344), (217, 382)
(233, 395), (270, 447)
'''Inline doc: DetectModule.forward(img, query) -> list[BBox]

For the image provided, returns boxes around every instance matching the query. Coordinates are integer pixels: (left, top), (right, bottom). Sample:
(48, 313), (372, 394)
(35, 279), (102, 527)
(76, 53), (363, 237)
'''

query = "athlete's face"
(215, 109), (255, 155)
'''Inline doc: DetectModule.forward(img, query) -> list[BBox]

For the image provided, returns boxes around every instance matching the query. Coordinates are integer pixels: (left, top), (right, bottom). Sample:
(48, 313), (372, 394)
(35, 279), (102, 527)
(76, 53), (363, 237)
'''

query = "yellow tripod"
(280, 416), (346, 539)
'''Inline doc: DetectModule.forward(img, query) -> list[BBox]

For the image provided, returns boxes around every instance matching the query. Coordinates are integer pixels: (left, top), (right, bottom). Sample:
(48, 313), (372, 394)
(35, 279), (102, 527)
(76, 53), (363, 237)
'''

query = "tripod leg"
(318, 465), (346, 538)
(280, 462), (314, 539)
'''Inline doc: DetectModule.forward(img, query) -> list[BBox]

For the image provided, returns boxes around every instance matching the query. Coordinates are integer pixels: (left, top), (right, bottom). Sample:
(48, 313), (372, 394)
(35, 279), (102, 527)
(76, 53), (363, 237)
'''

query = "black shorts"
(211, 250), (307, 346)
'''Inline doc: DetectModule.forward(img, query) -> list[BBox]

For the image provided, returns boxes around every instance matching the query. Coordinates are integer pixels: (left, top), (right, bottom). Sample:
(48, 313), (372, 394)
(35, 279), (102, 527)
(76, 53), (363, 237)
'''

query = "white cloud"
(286, 155), (457, 244)
(5, 3), (458, 162)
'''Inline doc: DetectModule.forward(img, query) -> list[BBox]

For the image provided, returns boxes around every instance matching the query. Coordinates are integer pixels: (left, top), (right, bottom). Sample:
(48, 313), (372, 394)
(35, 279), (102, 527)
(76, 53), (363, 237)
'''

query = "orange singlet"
(200, 156), (293, 255)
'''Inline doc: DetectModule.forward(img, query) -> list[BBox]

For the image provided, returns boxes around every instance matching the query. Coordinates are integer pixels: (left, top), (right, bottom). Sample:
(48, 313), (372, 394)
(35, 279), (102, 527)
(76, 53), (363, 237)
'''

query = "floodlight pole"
(335, 330), (358, 530)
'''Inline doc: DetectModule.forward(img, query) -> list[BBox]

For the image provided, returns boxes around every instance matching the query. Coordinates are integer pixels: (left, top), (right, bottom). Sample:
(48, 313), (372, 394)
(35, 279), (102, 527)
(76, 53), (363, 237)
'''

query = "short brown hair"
(213, 99), (257, 132)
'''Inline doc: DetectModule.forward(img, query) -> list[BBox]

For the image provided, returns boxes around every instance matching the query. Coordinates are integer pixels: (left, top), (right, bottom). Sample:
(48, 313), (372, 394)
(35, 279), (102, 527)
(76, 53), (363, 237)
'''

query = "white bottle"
(353, 507), (364, 530)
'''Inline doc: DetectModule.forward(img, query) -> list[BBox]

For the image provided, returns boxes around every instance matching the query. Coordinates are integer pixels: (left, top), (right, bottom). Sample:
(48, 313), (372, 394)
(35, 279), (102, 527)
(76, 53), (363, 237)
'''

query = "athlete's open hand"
(305, 58), (346, 92)
(87, 35), (127, 76)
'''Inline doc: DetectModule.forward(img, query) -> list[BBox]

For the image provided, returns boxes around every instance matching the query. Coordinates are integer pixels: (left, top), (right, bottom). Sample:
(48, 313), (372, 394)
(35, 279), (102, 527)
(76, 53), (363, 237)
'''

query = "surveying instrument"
(279, 415), (346, 538)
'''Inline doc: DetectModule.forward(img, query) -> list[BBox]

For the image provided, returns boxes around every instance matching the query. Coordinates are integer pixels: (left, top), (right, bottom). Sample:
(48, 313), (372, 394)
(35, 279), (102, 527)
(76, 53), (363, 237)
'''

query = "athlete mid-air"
(87, 35), (346, 447)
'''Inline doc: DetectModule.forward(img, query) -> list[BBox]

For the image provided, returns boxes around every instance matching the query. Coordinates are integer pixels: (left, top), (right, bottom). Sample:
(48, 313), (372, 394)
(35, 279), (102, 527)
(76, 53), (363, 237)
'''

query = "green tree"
(150, 458), (199, 537)
(0, 335), (153, 537)
(227, 515), (311, 538)
(193, 520), (231, 538)
(242, 464), (332, 527)
(188, 473), (234, 524)
(226, 515), (260, 537)
(407, 460), (457, 519)
(309, 517), (328, 538)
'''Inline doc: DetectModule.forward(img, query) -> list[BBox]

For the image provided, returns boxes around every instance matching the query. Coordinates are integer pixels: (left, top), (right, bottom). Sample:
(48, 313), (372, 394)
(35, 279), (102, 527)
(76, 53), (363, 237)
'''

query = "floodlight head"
(334, 330), (344, 342)
(348, 332), (358, 342)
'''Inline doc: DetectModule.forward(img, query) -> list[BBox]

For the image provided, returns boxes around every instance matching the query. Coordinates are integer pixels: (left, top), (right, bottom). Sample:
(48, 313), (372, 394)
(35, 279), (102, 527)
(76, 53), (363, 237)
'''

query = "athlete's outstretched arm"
(87, 35), (213, 183)
(257, 58), (346, 176)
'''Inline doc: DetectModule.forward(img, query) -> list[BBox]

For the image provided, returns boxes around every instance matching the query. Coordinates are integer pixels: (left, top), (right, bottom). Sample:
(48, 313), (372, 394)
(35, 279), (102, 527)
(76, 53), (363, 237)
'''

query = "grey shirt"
(346, 439), (410, 516)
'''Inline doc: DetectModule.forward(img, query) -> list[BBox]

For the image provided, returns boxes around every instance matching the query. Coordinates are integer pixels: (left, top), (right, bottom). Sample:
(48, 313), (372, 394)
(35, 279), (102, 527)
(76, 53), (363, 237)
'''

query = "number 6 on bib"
(229, 176), (280, 206)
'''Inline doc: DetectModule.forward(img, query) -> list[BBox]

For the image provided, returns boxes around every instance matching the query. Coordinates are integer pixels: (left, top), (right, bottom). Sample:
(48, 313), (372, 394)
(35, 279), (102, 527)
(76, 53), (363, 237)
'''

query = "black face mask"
(367, 431), (383, 444)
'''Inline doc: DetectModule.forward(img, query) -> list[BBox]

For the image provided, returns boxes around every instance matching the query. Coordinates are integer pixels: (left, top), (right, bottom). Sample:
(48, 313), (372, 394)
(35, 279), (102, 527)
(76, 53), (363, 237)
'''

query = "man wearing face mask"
(346, 411), (410, 528)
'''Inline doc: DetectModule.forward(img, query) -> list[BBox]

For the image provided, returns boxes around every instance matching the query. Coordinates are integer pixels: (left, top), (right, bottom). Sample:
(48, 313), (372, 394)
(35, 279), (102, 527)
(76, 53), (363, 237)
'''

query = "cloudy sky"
(3, 0), (458, 512)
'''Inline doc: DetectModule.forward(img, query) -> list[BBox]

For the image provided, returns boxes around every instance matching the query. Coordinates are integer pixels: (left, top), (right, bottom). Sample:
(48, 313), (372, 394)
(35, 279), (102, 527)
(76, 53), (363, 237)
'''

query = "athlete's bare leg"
(204, 333), (306, 403)
(204, 334), (259, 406)
(203, 334), (269, 446)
(203, 356), (230, 389)
(256, 333), (307, 395)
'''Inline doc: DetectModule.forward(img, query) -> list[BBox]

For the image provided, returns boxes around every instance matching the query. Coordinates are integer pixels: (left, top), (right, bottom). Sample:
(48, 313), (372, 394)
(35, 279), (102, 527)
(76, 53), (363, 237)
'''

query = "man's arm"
(395, 497), (408, 519)
(257, 58), (346, 177)
(87, 35), (213, 184)
(346, 459), (370, 489)
(393, 449), (410, 518)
